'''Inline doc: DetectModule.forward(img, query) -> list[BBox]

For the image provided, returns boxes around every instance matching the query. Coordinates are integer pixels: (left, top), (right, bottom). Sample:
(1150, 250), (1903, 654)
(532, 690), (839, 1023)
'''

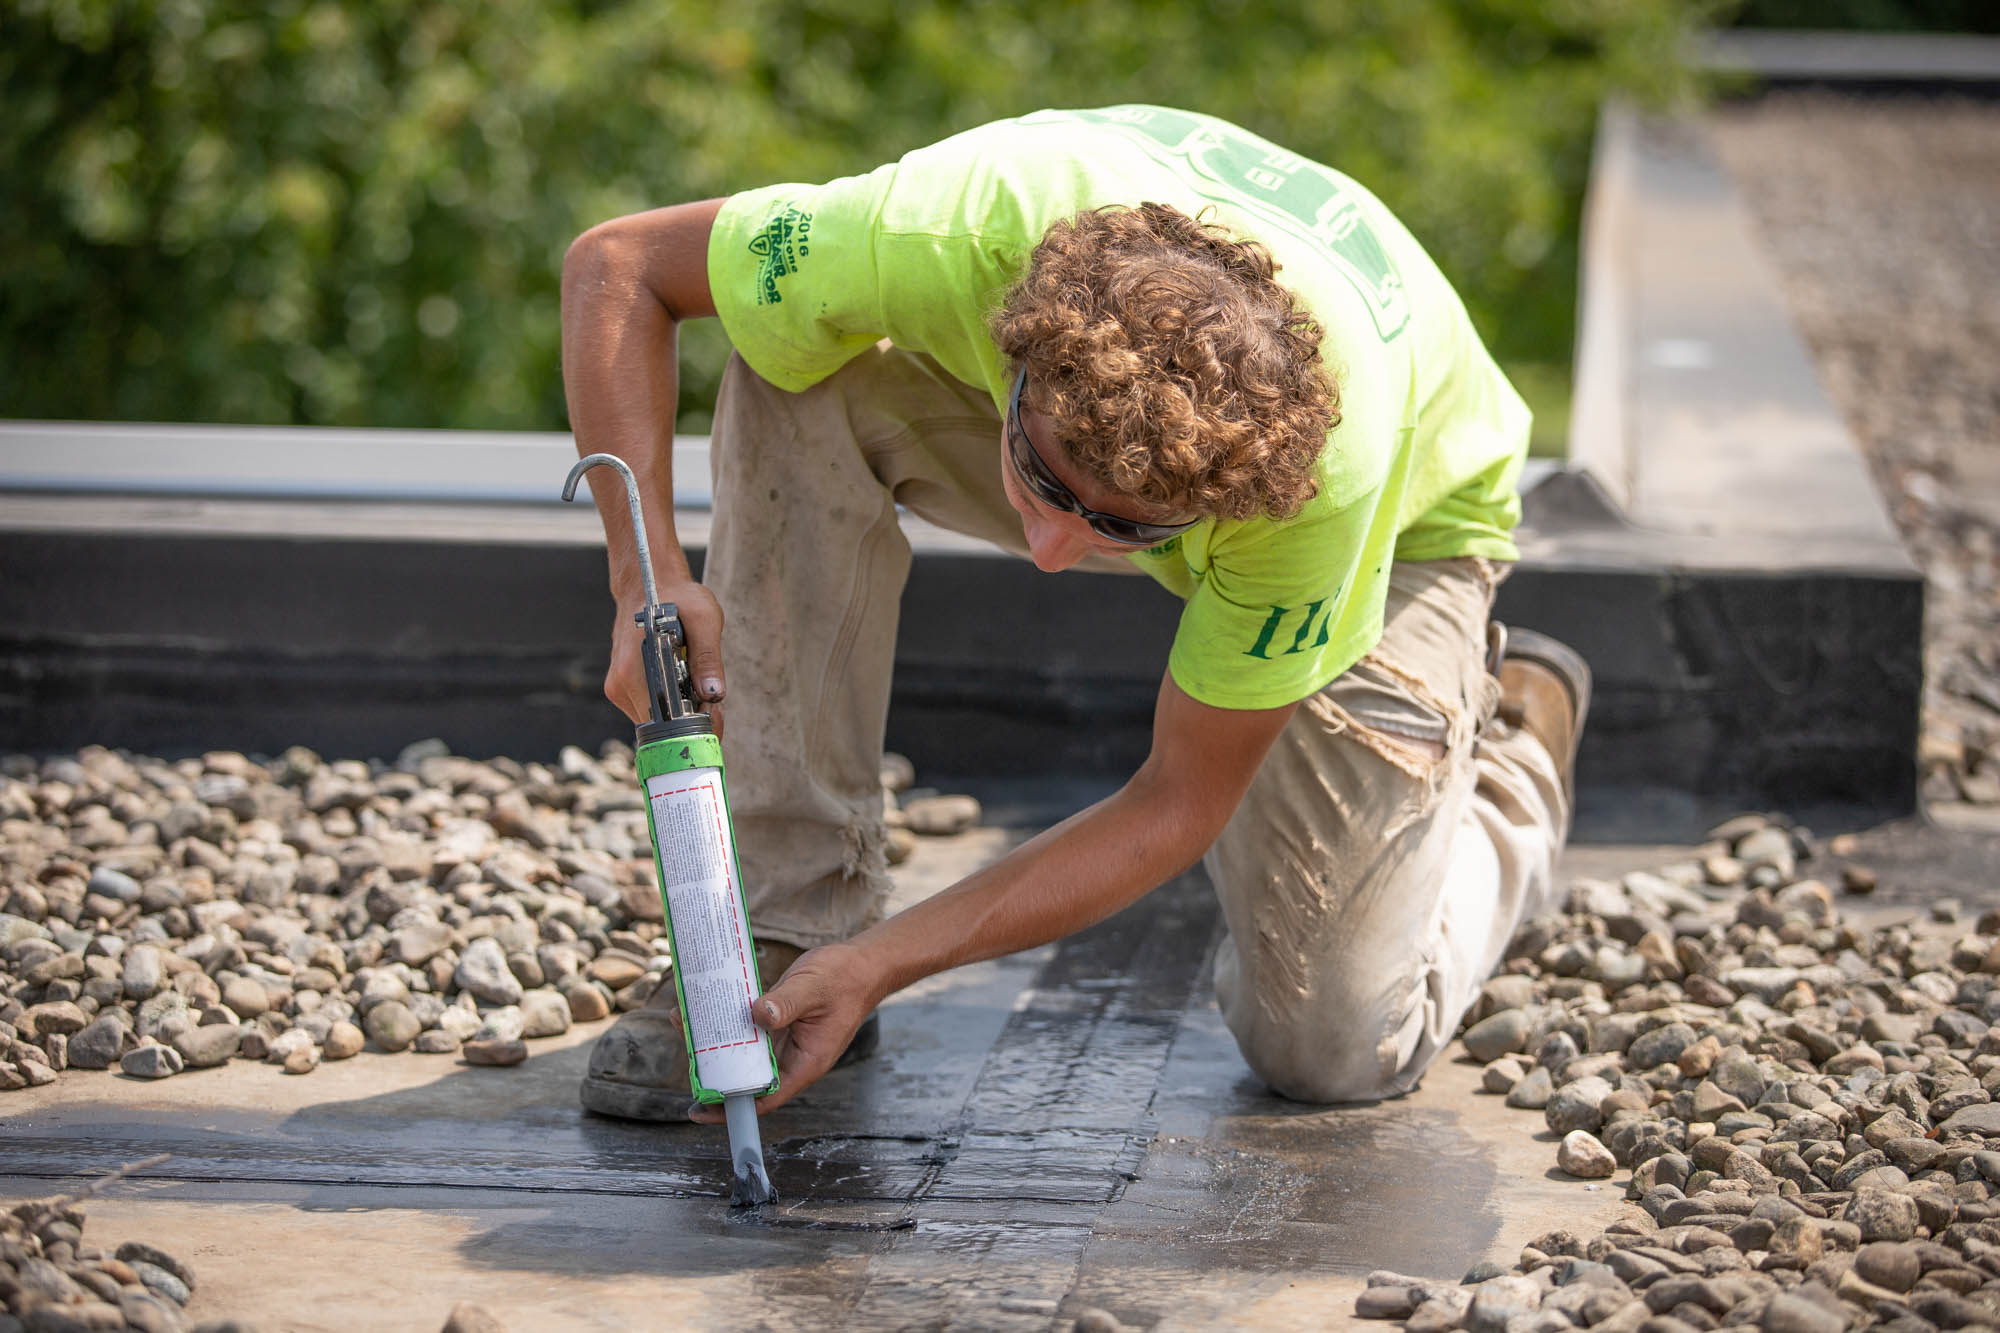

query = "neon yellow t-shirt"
(708, 106), (1528, 710)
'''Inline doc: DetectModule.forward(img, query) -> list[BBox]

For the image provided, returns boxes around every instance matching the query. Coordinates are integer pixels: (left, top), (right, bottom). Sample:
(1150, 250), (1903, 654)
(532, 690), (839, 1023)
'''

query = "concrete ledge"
(1696, 28), (2000, 85)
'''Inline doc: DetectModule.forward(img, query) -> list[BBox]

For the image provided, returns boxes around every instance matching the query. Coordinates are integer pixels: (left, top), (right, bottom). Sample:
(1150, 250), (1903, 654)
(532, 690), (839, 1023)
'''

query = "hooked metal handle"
(562, 453), (661, 616)
(563, 452), (701, 727)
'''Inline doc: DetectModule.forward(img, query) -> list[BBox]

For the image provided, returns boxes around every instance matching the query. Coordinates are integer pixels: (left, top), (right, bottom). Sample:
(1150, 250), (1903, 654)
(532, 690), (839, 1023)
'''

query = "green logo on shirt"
(747, 206), (813, 306)
(1243, 599), (1334, 659)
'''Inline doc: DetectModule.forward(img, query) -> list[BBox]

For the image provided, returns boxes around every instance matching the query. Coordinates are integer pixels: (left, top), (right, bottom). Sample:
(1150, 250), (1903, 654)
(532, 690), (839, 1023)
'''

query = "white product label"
(645, 766), (772, 1095)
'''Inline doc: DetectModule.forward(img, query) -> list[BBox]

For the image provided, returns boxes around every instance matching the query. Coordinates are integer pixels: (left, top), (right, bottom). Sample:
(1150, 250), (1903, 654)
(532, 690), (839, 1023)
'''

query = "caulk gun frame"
(562, 452), (701, 728)
(561, 454), (661, 613)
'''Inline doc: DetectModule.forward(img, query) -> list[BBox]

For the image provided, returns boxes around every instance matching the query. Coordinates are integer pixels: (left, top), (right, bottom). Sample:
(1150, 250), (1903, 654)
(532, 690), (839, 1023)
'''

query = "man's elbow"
(561, 220), (626, 300)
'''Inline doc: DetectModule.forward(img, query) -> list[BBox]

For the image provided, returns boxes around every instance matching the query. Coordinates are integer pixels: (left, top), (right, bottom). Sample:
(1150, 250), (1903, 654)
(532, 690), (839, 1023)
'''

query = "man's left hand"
(687, 942), (878, 1122)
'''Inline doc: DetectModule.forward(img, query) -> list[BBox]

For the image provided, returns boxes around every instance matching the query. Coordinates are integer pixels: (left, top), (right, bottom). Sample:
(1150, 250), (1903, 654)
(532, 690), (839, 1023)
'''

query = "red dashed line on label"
(652, 777), (760, 1054)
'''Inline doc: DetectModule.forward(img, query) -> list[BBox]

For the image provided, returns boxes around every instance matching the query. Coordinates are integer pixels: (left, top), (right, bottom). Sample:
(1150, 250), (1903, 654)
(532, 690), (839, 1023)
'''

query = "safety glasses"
(1006, 370), (1199, 547)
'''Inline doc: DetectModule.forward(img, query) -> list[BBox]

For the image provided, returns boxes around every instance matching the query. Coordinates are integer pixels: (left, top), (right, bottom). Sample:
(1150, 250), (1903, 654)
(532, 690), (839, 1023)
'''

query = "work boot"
(578, 938), (880, 1121)
(1494, 626), (1592, 796)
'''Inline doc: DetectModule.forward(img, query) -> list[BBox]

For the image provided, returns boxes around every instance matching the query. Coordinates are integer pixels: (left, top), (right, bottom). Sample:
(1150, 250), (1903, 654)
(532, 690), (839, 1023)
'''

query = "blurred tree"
(1, 0), (1714, 432)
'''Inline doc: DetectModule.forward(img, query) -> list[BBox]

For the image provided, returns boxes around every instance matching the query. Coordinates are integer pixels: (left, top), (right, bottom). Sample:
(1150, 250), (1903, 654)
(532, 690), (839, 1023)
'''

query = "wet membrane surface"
(2, 867), (1509, 1328)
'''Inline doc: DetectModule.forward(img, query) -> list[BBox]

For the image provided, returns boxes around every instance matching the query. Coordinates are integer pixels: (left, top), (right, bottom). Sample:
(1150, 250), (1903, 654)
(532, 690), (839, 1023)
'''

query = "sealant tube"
(636, 729), (780, 1204)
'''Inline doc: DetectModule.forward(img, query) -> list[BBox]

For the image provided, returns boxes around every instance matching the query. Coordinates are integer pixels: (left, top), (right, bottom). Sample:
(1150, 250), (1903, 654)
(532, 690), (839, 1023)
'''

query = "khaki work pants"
(705, 342), (1568, 1103)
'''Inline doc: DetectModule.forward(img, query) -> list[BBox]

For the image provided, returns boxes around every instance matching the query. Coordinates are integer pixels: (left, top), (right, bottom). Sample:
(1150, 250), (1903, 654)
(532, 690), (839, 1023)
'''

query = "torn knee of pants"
(1321, 697), (1451, 778)
(840, 815), (888, 883)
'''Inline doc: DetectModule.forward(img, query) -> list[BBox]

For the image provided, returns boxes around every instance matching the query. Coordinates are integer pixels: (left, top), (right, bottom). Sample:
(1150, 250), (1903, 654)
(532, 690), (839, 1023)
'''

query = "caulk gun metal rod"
(561, 453), (661, 616)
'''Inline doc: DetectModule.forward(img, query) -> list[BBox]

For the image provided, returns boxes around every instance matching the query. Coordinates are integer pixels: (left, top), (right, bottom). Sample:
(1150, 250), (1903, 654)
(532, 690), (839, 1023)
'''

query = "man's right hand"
(606, 579), (727, 730)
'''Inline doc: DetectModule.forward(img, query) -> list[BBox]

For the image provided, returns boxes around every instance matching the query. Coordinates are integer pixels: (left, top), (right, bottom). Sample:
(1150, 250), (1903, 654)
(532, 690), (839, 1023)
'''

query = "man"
(560, 105), (1588, 1122)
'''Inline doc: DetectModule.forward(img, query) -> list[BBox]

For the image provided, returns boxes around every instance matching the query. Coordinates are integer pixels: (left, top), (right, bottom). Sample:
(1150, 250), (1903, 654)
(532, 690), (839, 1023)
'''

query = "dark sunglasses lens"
(1091, 515), (1180, 545)
(1010, 426), (1075, 510)
(1009, 405), (1189, 546)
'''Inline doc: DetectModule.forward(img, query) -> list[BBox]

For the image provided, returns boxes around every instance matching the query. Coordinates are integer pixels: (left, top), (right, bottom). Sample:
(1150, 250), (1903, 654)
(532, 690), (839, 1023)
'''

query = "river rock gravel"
(0, 742), (962, 1094)
(1, 1170), (240, 1333)
(1356, 811), (2000, 1331)
(1710, 93), (2000, 822)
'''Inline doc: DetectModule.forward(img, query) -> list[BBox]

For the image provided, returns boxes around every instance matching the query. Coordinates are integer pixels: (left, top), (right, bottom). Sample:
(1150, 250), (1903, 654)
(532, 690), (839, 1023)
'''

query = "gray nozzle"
(723, 1092), (777, 1207)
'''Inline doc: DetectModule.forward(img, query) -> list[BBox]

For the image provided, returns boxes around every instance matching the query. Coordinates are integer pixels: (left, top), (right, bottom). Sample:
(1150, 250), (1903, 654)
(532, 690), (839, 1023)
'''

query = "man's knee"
(1232, 1016), (1424, 1096)
(1219, 956), (1430, 1104)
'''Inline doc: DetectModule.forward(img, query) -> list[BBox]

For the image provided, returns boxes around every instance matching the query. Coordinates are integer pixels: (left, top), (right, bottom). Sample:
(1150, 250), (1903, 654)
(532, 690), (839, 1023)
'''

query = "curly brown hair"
(989, 203), (1338, 522)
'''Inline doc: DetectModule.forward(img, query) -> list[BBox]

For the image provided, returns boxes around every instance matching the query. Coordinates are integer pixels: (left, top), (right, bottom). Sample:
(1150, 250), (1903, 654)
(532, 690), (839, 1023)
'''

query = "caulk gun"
(563, 453), (779, 1207)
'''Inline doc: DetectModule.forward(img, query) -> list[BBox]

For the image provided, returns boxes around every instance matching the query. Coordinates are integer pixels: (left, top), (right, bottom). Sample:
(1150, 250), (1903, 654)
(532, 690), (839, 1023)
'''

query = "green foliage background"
(3, 0), (1717, 435)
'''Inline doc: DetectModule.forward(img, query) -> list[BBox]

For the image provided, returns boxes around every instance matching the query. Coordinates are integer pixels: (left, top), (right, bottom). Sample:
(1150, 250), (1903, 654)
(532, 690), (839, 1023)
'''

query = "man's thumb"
(753, 993), (785, 1029)
(687, 643), (725, 705)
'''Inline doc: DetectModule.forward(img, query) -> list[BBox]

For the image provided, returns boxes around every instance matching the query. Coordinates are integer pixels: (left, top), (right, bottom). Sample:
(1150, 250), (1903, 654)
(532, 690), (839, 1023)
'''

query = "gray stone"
(1852, 1241), (1921, 1293)
(14, 1255), (84, 1304)
(170, 1023), (240, 1068)
(435, 1003), (483, 1042)
(454, 937), (523, 1006)
(1557, 1130), (1617, 1179)
(87, 866), (141, 902)
(1406, 1290), (1475, 1333)
(364, 1000), (421, 1052)
(66, 1014), (134, 1069)
(121, 944), (166, 996)
(1846, 1188), (1920, 1242)
(129, 1260), (191, 1306)
(1735, 827), (1797, 879)
(323, 1020), (364, 1060)
(474, 1005), (525, 1043)
(1534, 1030), (1580, 1072)
(24, 1302), (128, 1332)
(1938, 1102), (2000, 1138)
(1758, 1293), (1842, 1333)
(518, 988), (570, 1039)
(265, 1028), (314, 1065)
(566, 981), (613, 1023)
(1465, 1275), (1542, 1333)
(220, 976), (268, 1020)
(1544, 1077), (1614, 1135)
(120, 1289), (190, 1333)
(21, 1000), (89, 1038)
(1506, 1065), (1554, 1110)
(391, 920), (454, 968)
(463, 1037), (527, 1066)
(135, 989), (189, 1040)
(1711, 1055), (1766, 1107)
(1476, 974), (1538, 1021)
(1768, 1216), (1822, 1265)
(1463, 1008), (1532, 1062)
(120, 1044), (184, 1078)
(356, 969), (411, 1013)
(1355, 1286), (1418, 1320)
(413, 1029), (461, 1054)
(404, 991), (447, 1029)
(1627, 1023), (1698, 1070)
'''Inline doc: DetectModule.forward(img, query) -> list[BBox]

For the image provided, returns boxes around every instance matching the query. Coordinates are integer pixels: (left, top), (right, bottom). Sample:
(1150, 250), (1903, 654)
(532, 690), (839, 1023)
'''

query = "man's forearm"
(561, 228), (688, 597)
(846, 769), (1224, 1007)
(837, 679), (1298, 1011)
